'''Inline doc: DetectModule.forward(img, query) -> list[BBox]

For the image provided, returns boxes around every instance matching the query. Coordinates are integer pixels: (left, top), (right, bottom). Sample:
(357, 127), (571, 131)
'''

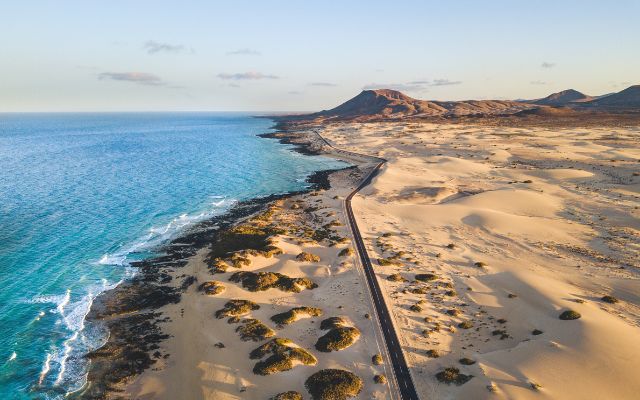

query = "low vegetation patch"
(378, 257), (402, 266)
(459, 358), (475, 365)
(271, 392), (303, 400)
(296, 251), (321, 262)
(446, 308), (461, 317)
(198, 280), (225, 296)
(415, 273), (438, 282)
(474, 261), (487, 268)
(373, 374), (387, 384)
(372, 354), (383, 365)
(601, 295), (619, 304)
(387, 273), (405, 282)
(305, 369), (363, 400)
(426, 349), (440, 358)
(235, 318), (276, 341)
(207, 212), (286, 262)
(435, 367), (473, 386)
(315, 326), (360, 352)
(320, 316), (348, 330)
(230, 271), (317, 293)
(338, 247), (354, 257)
(250, 338), (317, 375)
(409, 304), (423, 312)
(559, 310), (581, 320)
(271, 306), (323, 325)
(215, 299), (260, 319)
(458, 320), (474, 329)
(209, 258), (230, 274)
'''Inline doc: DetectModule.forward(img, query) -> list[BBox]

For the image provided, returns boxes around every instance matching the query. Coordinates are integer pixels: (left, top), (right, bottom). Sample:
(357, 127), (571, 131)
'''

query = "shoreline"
(75, 125), (352, 399)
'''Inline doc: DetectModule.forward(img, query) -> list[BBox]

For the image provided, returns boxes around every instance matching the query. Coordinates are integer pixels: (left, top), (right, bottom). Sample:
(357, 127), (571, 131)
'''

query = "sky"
(1, 0), (639, 112)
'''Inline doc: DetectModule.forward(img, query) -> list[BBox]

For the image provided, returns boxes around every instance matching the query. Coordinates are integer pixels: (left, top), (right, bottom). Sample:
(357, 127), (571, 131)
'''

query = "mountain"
(312, 89), (531, 121)
(586, 85), (640, 108)
(530, 89), (592, 106)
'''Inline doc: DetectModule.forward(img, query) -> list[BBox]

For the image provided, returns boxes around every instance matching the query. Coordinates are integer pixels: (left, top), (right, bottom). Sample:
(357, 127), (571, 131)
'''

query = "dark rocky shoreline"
(75, 125), (342, 399)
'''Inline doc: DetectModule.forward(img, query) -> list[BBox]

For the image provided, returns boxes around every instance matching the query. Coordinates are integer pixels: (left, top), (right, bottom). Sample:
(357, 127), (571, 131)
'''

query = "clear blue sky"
(1, 0), (638, 111)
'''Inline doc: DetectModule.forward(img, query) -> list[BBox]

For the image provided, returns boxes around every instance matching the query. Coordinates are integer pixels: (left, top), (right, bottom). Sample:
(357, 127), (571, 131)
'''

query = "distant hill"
(274, 85), (640, 123)
(312, 89), (531, 121)
(586, 85), (640, 108)
(530, 89), (592, 106)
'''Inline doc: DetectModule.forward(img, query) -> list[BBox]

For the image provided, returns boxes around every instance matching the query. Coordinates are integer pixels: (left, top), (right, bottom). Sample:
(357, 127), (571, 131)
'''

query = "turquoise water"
(0, 113), (345, 399)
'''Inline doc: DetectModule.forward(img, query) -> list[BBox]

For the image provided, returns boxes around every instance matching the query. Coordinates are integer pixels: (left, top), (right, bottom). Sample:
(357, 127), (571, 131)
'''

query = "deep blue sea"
(0, 113), (346, 399)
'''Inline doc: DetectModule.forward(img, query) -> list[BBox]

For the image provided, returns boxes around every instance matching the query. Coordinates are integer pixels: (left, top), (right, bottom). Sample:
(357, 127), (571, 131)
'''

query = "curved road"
(314, 132), (420, 400)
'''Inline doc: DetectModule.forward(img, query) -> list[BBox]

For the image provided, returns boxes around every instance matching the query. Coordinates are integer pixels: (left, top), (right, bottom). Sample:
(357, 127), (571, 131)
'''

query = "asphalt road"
(311, 131), (420, 400)
(344, 162), (420, 400)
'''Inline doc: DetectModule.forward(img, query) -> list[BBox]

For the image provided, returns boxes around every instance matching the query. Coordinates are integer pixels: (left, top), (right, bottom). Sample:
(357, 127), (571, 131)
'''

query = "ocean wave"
(35, 197), (237, 394)
(97, 197), (236, 267)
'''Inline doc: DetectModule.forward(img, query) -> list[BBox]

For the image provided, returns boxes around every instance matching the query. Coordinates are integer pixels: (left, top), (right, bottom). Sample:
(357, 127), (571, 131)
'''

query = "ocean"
(0, 113), (346, 399)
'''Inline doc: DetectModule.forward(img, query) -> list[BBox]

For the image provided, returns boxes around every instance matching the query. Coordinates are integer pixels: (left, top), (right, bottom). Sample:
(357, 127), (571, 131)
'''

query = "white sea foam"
(96, 197), (236, 267)
(39, 352), (52, 385)
(39, 197), (237, 393)
(8, 352), (16, 361)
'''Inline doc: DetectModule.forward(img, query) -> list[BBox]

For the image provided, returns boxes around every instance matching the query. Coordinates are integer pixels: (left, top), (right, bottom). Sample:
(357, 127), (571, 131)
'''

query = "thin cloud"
(217, 72), (279, 80)
(430, 79), (461, 86)
(407, 80), (430, 85)
(143, 40), (189, 54)
(309, 82), (337, 87)
(226, 48), (261, 56)
(288, 90), (303, 95)
(98, 72), (164, 86)
(541, 62), (556, 68)
(530, 80), (547, 85)
(363, 83), (427, 92)
(364, 78), (461, 92)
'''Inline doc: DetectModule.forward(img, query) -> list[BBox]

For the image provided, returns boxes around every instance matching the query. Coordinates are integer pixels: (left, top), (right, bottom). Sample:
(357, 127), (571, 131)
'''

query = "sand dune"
(319, 121), (640, 399)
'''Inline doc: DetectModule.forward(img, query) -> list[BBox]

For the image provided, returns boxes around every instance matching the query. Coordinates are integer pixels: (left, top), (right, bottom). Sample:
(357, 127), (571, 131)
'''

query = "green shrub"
(474, 261), (487, 268)
(215, 299), (259, 318)
(377, 257), (401, 266)
(559, 310), (581, 320)
(338, 248), (354, 257)
(235, 318), (275, 341)
(315, 327), (360, 352)
(320, 317), (347, 330)
(372, 354), (383, 365)
(198, 281), (225, 296)
(373, 374), (387, 384)
(271, 392), (302, 400)
(305, 369), (363, 400)
(230, 271), (317, 293)
(251, 338), (317, 375)
(601, 295), (619, 304)
(209, 258), (229, 274)
(271, 306), (323, 325)
(435, 367), (473, 385)
(426, 349), (440, 358)
(296, 252), (321, 262)
(387, 273), (405, 282)
(415, 273), (438, 282)
(409, 304), (423, 312)
(271, 391), (303, 400)
(446, 308), (461, 317)
(458, 320), (474, 329)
